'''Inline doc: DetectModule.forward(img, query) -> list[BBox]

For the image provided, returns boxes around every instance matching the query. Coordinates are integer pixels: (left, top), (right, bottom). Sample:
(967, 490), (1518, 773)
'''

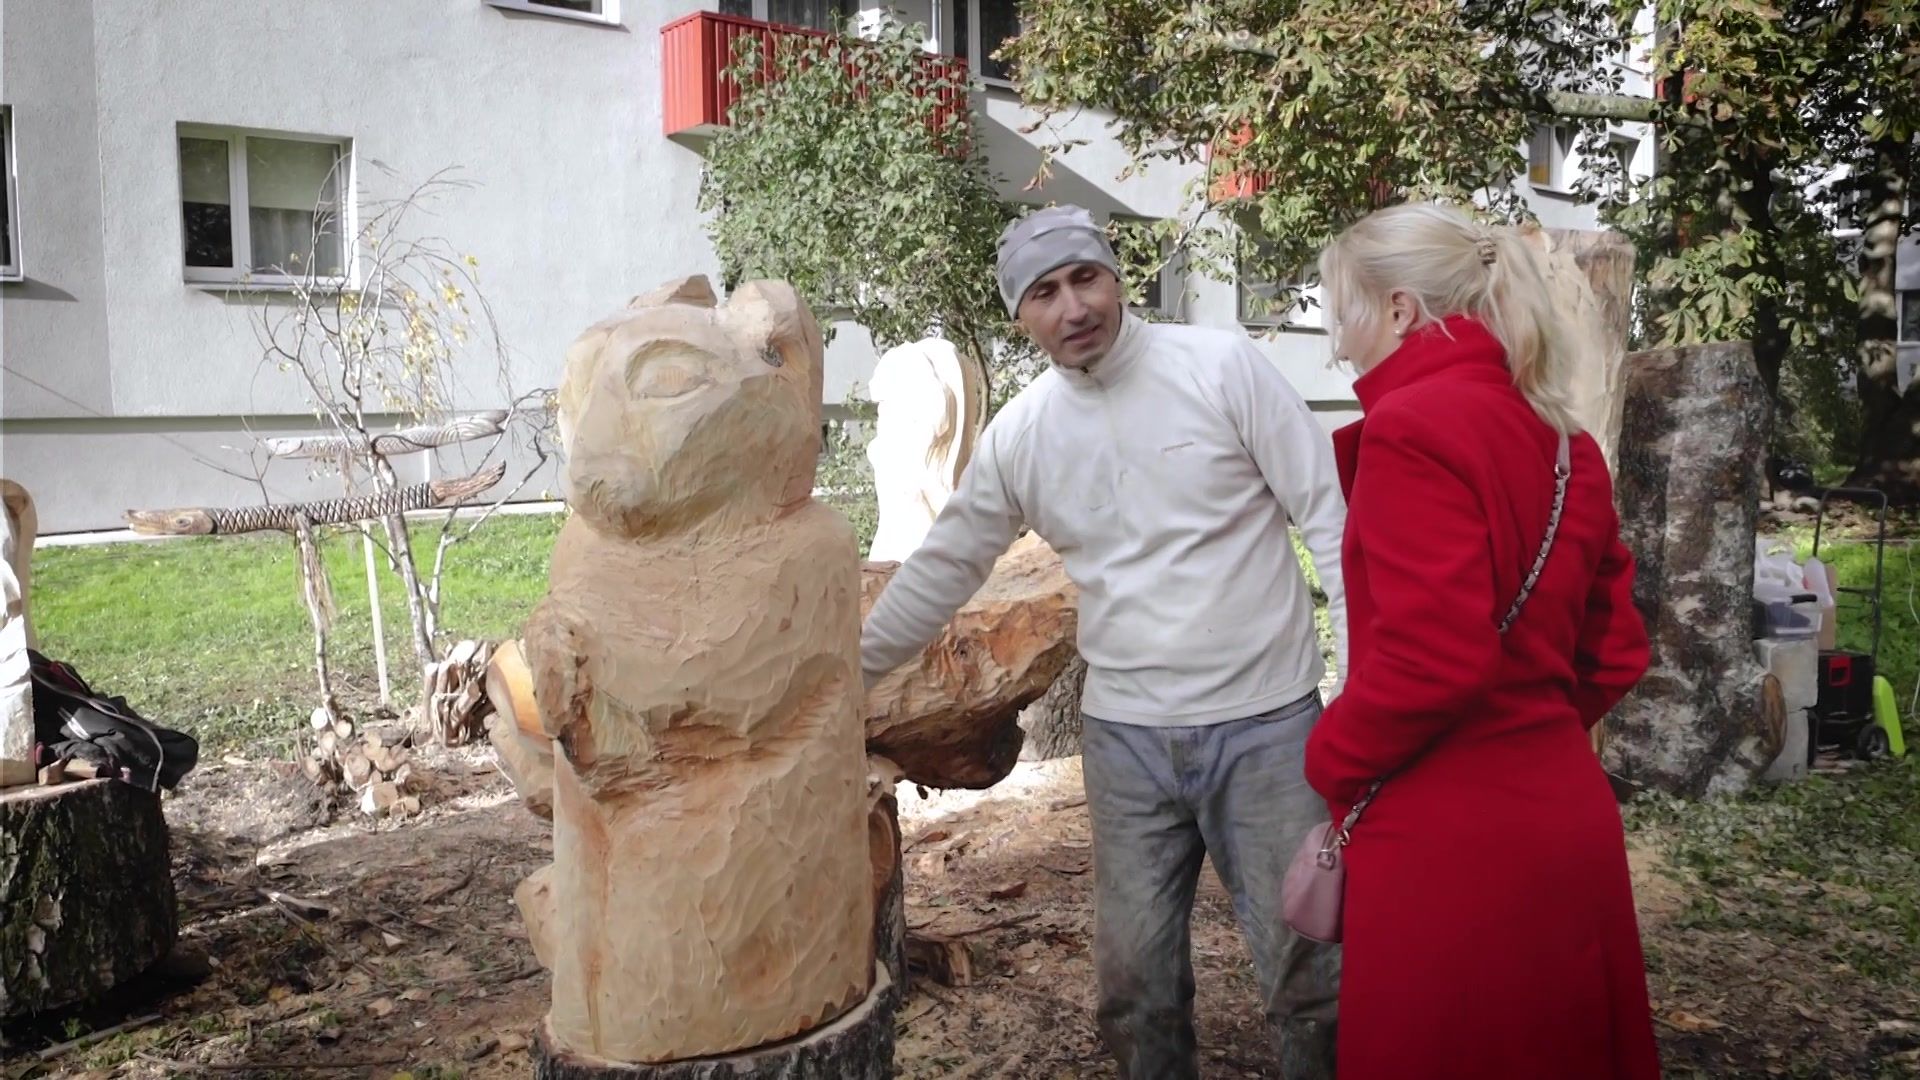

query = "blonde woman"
(1301, 202), (1661, 1079)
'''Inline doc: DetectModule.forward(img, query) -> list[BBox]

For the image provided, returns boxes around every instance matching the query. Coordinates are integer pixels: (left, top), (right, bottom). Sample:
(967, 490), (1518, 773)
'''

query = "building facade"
(3, 0), (1657, 532)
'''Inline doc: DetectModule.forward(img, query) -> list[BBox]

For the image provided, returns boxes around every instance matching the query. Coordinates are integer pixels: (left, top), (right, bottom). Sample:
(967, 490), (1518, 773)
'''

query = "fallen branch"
(126, 462), (506, 536)
(38, 1013), (163, 1062)
(262, 411), (510, 459)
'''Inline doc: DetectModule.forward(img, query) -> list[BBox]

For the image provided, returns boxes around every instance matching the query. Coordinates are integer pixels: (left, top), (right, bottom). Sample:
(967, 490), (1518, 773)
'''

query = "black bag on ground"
(28, 648), (198, 791)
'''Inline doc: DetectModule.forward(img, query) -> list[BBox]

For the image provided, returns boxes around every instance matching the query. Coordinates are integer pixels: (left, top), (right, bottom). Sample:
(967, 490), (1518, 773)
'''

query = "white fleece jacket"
(861, 314), (1350, 728)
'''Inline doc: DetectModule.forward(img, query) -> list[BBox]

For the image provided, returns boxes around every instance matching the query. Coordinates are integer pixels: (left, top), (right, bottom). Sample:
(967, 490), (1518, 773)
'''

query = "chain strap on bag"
(1281, 432), (1571, 943)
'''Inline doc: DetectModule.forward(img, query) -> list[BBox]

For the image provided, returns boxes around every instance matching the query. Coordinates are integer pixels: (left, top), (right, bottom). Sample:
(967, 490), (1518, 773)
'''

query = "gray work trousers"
(1081, 692), (1340, 1080)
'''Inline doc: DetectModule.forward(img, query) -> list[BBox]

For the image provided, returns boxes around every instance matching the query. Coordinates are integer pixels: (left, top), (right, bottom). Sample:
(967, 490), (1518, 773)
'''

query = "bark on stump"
(1018, 653), (1086, 761)
(1603, 341), (1779, 796)
(531, 961), (897, 1080)
(0, 779), (177, 1016)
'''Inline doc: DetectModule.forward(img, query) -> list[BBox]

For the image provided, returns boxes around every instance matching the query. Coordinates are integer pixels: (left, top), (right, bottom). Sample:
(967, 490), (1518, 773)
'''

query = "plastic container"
(1757, 594), (1822, 639)
(1802, 556), (1839, 650)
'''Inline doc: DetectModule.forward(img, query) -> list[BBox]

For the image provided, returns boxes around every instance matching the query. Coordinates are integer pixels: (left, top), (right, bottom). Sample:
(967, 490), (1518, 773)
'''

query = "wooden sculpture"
(519, 276), (883, 1073)
(865, 338), (980, 562)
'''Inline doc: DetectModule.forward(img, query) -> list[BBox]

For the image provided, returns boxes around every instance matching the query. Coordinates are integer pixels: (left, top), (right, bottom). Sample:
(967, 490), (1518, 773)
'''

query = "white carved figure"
(1, 480), (37, 788)
(865, 338), (975, 562)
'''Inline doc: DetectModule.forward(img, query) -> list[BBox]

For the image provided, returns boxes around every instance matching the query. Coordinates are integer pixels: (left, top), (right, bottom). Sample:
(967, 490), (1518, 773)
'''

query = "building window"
(1109, 215), (1178, 316)
(1900, 290), (1920, 343)
(1528, 124), (1575, 193)
(179, 127), (349, 285)
(719, 0), (854, 32)
(976, 0), (1020, 82)
(1, 107), (18, 280)
(1237, 242), (1323, 330)
(1603, 136), (1639, 202)
(485, 0), (621, 24)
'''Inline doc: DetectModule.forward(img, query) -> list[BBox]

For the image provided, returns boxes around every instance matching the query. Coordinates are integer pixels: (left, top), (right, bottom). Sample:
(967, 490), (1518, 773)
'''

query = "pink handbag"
(1281, 432), (1571, 944)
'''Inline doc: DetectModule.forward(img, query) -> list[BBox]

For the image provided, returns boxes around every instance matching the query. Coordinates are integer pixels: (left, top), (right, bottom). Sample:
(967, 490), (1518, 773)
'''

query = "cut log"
(531, 961), (895, 1080)
(1602, 341), (1777, 796)
(862, 532), (1079, 789)
(0, 780), (176, 1016)
(1018, 653), (1087, 761)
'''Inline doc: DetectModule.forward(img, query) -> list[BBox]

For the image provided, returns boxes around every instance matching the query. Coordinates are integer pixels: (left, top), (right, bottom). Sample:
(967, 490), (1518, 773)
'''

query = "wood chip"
(1048, 796), (1088, 811)
(987, 881), (1029, 901)
(498, 1031), (530, 1054)
(1665, 1010), (1725, 1032)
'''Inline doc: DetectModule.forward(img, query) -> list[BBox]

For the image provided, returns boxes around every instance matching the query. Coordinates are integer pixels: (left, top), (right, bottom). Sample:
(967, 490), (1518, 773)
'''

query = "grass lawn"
(33, 513), (565, 756)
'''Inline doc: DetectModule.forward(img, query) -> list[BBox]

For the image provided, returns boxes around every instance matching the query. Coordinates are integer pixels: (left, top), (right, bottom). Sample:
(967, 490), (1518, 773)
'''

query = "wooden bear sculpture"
(519, 276), (874, 1068)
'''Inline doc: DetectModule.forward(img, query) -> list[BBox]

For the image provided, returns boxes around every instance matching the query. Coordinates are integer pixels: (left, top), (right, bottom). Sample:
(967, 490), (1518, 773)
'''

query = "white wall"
(2, 0), (724, 531)
(2, 0), (1670, 531)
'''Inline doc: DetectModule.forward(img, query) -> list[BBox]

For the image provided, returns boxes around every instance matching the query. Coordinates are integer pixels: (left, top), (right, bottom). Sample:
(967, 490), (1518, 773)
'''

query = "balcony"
(661, 10), (969, 141)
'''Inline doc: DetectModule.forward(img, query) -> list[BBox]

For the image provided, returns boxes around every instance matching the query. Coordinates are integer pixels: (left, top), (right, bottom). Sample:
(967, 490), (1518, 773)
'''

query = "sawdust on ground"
(2, 750), (1901, 1079)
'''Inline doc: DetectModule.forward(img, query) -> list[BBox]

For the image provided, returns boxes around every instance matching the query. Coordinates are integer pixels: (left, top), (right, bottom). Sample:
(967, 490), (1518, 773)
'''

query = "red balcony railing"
(1206, 125), (1271, 201)
(661, 11), (969, 140)
(1206, 125), (1396, 207)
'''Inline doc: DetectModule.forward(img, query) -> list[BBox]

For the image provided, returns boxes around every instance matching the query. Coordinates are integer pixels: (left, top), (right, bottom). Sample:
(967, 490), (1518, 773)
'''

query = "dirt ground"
(4, 748), (1915, 1079)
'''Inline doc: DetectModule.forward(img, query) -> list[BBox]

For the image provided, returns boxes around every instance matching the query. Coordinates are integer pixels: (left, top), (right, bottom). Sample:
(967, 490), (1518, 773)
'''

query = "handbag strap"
(1328, 431), (1573, 848)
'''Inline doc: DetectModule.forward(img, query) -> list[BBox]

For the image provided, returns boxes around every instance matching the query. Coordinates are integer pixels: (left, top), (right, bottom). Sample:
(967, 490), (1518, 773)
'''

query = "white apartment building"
(1, 0), (1654, 532)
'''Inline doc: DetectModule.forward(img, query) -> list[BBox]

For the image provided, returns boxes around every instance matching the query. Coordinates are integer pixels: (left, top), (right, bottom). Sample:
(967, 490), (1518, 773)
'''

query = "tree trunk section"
(531, 961), (896, 1080)
(1018, 653), (1086, 761)
(0, 780), (177, 1016)
(1602, 342), (1778, 796)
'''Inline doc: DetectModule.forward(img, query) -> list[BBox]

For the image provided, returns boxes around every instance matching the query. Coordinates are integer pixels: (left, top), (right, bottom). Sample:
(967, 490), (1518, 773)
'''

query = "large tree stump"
(862, 532), (1078, 789)
(1, 780), (177, 1016)
(1018, 653), (1086, 761)
(1603, 341), (1778, 796)
(532, 961), (895, 1080)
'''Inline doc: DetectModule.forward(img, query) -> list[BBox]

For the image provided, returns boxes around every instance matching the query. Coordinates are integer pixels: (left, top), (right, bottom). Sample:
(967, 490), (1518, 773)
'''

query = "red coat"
(1304, 316), (1661, 1080)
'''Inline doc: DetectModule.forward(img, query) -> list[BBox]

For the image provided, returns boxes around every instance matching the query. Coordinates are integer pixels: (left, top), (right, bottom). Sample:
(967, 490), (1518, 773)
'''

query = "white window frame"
(1528, 123), (1576, 194)
(1109, 214), (1181, 318)
(1603, 135), (1639, 202)
(484, 0), (621, 26)
(178, 124), (353, 289)
(718, 0), (853, 32)
(1, 107), (20, 282)
(960, 0), (1021, 88)
(1237, 246), (1324, 333)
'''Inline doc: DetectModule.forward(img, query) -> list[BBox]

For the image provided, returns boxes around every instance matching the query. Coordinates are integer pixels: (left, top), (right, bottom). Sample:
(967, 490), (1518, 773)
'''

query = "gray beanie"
(996, 205), (1121, 316)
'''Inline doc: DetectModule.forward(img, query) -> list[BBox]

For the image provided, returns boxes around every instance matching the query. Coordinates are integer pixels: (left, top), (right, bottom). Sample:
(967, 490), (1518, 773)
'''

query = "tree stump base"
(0, 779), (176, 1017)
(532, 961), (897, 1080)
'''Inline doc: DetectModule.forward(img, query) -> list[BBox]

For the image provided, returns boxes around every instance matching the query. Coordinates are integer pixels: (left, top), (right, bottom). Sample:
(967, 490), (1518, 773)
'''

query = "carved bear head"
(557, 276), (825, 537)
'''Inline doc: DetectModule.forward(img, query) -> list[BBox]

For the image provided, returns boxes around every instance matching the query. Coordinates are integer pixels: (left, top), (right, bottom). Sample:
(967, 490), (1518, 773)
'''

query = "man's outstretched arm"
(861, 422), (1027, 688)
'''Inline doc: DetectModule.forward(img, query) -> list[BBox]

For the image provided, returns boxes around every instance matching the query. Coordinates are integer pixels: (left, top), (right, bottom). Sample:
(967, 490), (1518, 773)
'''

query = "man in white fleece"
(860, 205), (1348, 1080)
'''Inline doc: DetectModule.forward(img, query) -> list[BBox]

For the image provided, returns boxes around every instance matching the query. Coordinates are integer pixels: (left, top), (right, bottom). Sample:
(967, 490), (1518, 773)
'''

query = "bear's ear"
(725, 280), (822, 385)
(628, 275), (719, 310)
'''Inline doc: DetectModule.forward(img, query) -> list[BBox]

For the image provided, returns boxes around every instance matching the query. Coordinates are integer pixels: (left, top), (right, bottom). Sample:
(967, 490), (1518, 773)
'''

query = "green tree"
(1004, 0), (1918, 494)
(698, 20), (1040, 431)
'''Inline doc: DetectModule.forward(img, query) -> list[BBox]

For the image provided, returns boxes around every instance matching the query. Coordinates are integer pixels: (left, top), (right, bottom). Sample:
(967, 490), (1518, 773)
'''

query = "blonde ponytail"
(1317, 202), (1580, 434)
